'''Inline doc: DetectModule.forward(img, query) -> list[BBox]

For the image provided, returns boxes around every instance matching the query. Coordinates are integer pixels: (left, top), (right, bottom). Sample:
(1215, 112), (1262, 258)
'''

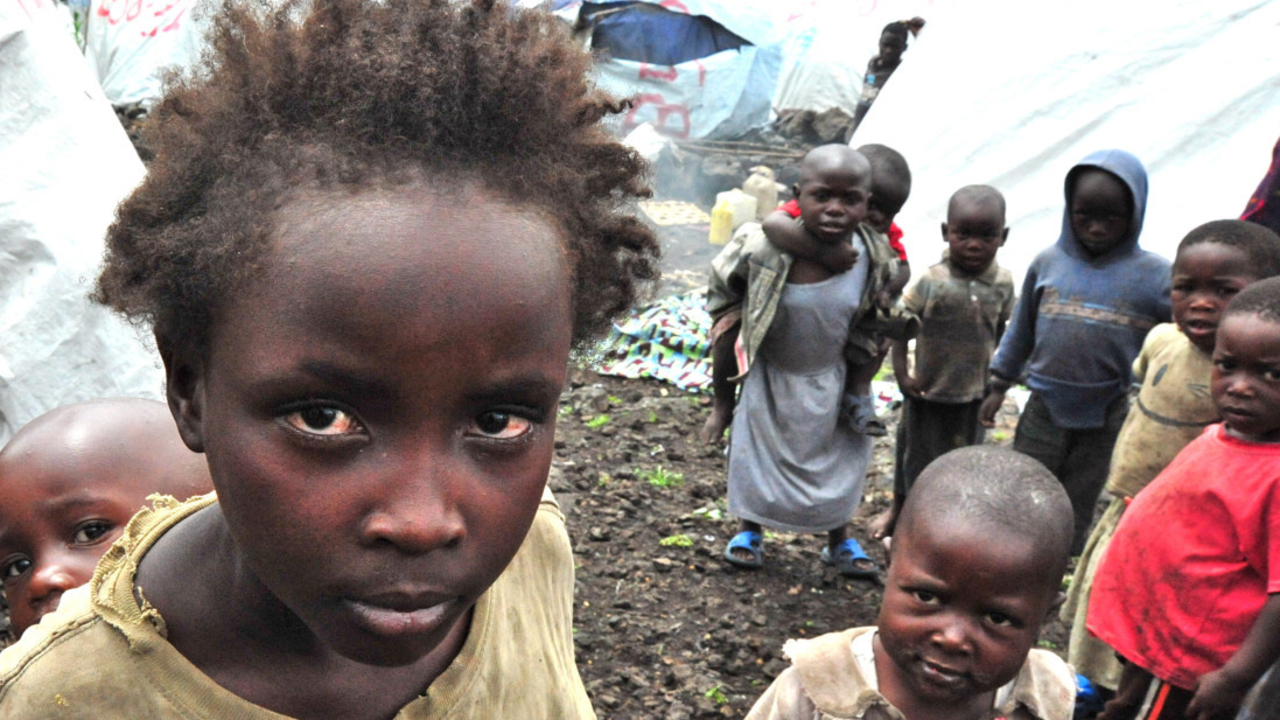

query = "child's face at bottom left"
(171, 184), (574, 667)
(874, 521), (1058, 717)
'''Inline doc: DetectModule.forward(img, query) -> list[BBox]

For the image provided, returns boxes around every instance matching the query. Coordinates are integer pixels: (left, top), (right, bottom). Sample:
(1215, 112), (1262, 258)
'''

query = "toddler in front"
(747, 445), (1076, 720)
(1089, 276), (1280, 720)
(0, 1), (659, 717)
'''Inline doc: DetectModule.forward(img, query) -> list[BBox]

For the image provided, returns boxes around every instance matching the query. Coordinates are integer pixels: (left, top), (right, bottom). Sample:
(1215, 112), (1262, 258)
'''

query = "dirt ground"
(556, 367), (1068, 719)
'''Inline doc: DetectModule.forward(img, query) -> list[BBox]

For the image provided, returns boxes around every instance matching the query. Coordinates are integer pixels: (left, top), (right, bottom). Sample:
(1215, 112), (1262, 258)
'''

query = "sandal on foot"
(723, 530), (764, 569)
(842, 394), (888, 437)
(822, 538), (879, 579)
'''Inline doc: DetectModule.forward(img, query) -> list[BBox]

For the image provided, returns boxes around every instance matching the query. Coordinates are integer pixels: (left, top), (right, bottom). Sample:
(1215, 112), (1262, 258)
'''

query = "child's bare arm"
(1188, 593), (1280, 720)
(875, 260), (911, 309)
(699, 321), (739, 444)
(891, 338), (922, 398)
(762, 211), (857, 273)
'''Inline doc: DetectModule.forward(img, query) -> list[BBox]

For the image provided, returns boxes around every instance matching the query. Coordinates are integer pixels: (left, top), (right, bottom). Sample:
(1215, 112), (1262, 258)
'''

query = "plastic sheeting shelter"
(855, 0), (1280, 286)
(576, 0), (784, 139)
(0, 0), (164, 443)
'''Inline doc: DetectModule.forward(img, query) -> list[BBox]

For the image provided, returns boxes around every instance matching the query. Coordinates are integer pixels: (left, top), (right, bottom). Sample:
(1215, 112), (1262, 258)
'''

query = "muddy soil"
(557, 368), (1068, 719)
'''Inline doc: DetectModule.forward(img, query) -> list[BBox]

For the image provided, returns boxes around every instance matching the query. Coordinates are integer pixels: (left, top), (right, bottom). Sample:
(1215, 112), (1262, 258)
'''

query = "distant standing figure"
(851, 18), (925, 133)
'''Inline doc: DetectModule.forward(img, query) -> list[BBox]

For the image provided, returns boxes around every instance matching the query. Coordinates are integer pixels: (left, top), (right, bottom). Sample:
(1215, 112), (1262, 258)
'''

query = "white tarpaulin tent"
(84, 0), (209, 106)
(0, 0), (164, 443)
(773, 0), (935, 114)
(854, 0), (1280, 286)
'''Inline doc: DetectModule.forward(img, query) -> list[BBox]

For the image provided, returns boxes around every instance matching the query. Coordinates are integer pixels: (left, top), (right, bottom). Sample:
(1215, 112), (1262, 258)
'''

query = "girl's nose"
(359, 460), (466, 554)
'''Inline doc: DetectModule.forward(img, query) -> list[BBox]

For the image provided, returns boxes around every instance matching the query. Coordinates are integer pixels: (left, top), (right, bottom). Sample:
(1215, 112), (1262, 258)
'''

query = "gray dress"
(727, 263), (874, 533)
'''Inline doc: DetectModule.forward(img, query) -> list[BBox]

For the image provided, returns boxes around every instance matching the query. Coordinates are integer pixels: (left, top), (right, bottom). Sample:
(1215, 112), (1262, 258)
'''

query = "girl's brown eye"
(284, 406), (362, 436)
(470, 411), (533, 440)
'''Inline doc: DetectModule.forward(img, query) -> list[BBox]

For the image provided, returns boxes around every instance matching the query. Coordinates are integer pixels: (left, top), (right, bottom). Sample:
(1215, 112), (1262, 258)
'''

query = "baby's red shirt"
(1088, 424), (1280, 689)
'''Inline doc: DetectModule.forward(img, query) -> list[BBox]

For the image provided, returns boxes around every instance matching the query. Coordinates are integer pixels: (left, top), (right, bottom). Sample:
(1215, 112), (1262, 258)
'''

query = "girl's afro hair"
(94, 0), (660, 353)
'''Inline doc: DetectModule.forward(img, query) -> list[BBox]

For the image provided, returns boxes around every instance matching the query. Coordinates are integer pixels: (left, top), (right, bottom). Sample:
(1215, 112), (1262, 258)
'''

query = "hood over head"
(1058, 149), (1148, 259)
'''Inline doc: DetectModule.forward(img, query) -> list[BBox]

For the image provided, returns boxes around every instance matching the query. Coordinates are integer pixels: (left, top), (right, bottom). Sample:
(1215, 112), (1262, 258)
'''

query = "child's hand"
(1188, 666), (1249, 719)
(875, 289), (895, 311)
(979, 390), (1005, 428)
(699, 405), (732, 445)
(818, 239), (859, 274)
(897, 373), (923, 398)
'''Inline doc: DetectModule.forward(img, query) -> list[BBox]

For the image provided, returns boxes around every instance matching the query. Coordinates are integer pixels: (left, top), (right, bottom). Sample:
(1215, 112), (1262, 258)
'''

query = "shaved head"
(799, 144), (871, 185)
(897, 446), (1073, 590)
(948, 185), (1006, 222)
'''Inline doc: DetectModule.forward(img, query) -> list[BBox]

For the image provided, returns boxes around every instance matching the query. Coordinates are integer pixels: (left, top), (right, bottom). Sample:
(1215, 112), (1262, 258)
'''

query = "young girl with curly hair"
(0, 1), (658, 718)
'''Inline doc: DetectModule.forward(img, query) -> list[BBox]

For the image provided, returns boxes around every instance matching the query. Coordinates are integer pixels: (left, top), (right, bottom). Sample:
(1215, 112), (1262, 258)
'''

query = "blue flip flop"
(822, 538), (879, 579)
(723, 530), (764, 569)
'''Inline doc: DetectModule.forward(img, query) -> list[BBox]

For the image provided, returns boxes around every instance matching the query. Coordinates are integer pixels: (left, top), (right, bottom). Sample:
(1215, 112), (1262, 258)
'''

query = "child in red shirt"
(1088, 277), (1280, 719)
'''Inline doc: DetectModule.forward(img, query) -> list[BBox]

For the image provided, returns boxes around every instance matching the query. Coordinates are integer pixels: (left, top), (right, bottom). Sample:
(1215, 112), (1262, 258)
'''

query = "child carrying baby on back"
(703, 144), (900, 578)
(747, 445), (1077, 720)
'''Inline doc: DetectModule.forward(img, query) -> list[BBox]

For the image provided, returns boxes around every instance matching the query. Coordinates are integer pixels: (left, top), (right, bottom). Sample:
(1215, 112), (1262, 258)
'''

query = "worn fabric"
(0, 490), (595, 719)
(1097, 660), (1194, 720)
(706, 221), (896, 377)
(990, 149), (1171, 429)
(745, 626), (1075, 720)
(1089, 425), (1280, 690)
(1062, 497), (1127, 691)
(1013, 391), (1128, 556)
(893, 395), (985, 498)
(1063, 325), (1217, 690)
(902, 256), (1015, 403)
(1105, 323), (1218, 498)
(728, 269), (873, 533)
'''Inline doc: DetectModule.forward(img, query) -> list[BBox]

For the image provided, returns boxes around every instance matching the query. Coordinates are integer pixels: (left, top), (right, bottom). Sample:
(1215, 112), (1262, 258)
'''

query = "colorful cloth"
(1242, 136), (1280, 235)
(594, 289), (713, 393)
(1089, 424), (1280, 690)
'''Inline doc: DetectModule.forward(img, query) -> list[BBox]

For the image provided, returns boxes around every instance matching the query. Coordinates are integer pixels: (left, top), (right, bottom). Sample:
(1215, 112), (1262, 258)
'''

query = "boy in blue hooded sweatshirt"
(979, 150), (1171, 555)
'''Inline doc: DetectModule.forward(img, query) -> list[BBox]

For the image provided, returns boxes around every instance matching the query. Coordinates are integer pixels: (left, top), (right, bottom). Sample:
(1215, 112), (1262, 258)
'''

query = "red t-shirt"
(777, 199), (908, 261)
(1088, 424), (1280, 689)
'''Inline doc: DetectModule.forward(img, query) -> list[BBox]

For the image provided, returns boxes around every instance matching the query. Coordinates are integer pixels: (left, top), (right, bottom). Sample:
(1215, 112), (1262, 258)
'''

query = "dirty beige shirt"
(746, 627), (1075, 720)
(1104, 323), (1217, 499)
(0, 490), (594, 719)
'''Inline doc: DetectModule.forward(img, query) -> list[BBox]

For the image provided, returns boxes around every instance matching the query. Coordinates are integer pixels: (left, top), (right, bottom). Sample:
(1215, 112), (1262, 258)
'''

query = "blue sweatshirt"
(990, 149), (1171, 429)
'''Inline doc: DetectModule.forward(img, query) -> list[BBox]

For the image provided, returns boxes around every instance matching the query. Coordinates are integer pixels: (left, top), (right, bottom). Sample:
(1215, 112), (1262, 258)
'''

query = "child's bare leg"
(841, 345), (889, 436)
(699, 322), (739, 444)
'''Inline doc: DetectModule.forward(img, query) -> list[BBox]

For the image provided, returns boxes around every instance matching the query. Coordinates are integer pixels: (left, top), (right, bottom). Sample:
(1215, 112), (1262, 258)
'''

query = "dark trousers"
(893, 396), (985, 499)
(1097, 660), (1193, 720)
(1012, 391), (1128, 556)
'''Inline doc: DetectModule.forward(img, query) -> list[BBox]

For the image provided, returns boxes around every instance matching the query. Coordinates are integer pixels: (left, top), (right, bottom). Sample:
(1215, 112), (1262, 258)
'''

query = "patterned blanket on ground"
(594, 290), (713, 393)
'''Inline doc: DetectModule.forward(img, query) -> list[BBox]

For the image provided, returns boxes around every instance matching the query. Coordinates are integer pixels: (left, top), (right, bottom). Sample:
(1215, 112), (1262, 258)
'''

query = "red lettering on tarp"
(95, 0), (186, 33)
(694, 59), (705, 86)
(623, 93), (691, 139)
(638, 63), (678, 82)
(658, 0), (688, 13)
